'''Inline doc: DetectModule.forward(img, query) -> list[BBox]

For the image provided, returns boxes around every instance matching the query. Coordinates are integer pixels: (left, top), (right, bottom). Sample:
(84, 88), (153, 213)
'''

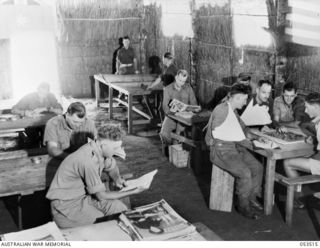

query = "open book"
(118, 199), (196, 241)
(120, 169), (157, 192)
(1, 222), (65, 241)
(169, 99), (200, 113)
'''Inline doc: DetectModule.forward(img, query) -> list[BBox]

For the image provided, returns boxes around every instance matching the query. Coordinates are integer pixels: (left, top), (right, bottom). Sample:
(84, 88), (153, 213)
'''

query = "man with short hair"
(273, 81), (311, 133)
(116, 36), (139, 75)
(283, 92), (320, 208)
(160, 69), (199, 145)
(43, 102), (97, 160)
(240, 80), (274, 127)
(46, 123), (147, 228)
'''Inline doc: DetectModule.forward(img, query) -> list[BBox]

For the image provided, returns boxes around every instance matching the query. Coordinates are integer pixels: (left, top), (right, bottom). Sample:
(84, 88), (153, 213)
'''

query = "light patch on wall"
(10, 31), (60, 101)
(232, 0), (273, 48)
(161, 0), (194, 38)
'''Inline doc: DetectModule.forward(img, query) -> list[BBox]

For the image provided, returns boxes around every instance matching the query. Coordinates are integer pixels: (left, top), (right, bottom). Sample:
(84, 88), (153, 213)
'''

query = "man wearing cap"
(238, 72), (256, 94)
(116, 36), (139, 75)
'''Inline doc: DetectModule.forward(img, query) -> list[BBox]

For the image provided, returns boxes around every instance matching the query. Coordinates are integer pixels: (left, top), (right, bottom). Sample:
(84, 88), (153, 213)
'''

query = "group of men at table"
(8, 43), (320, 228)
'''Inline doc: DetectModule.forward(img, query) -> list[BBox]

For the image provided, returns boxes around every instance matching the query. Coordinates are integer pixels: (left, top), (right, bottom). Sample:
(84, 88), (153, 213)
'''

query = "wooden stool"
(209, 164), (235, 212)
(275, 173), (320, 226)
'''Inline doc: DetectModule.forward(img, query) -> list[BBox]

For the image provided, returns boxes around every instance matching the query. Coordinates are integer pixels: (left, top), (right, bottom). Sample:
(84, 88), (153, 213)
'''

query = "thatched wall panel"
(285, 54), (320, 93)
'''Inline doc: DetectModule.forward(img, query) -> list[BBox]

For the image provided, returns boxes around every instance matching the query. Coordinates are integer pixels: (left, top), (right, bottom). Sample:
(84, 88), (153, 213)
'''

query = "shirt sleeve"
(188, 86), (198, 106)
(205, 104), (228, 146)
(43, 118), (59, 145)
(48, 93), (63, 109)
(81, 161), (106, 195)
(162, 87), (171, 115)
(273, 99), (281, 120)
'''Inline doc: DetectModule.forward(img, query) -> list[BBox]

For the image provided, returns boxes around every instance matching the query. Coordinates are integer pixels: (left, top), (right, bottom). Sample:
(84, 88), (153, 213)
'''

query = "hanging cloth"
(212, 103), (246, 142)
(241, 99), (272, 126)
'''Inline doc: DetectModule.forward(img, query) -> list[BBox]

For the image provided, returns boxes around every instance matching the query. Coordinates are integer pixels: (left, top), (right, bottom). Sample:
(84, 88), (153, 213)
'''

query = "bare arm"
(95, 186), (146, 201)
(148, 77), (161, 90)
(47, 141), (69, 160)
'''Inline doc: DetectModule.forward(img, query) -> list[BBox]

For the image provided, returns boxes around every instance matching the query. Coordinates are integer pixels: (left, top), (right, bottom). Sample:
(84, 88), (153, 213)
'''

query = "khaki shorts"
(309, 152), (320, 175)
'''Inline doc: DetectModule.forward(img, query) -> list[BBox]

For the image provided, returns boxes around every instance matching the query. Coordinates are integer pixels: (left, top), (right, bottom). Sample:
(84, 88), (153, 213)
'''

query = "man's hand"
(305, 136), (314, 144)
(115, 177), (127, 189)
(277, 126), (288, 134)
(131, 185), (148, 194)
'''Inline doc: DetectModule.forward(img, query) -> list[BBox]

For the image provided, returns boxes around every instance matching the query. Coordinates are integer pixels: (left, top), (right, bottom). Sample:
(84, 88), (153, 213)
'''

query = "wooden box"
(169, 144), (189, 168)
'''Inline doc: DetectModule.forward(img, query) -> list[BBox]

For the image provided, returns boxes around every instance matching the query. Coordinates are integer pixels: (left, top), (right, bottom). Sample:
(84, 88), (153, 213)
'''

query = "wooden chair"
(275, 173), (320, 226)
(209, 164), (235, 212)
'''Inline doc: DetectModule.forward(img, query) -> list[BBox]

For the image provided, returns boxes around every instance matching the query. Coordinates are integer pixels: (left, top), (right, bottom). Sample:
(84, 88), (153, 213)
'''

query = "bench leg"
(17, 195), (23, 230)
(286, 185), (295, 226)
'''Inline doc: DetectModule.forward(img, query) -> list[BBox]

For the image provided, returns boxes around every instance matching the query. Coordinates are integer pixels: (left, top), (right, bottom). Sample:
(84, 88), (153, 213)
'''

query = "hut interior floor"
(1, 134), (320, 241)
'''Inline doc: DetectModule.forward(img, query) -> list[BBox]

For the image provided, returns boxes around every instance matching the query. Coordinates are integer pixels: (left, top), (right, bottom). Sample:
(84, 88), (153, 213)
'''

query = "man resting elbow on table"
(46, 123), (148, 228)
(205, 83), (263, 220)
(283, 93), (320, 209)
(159, 69), (201, 146)
(44, 102), (97, 161)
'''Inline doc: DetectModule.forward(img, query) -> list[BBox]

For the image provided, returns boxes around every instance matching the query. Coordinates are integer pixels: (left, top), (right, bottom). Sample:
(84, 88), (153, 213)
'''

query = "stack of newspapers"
(118, 199), (197, 241)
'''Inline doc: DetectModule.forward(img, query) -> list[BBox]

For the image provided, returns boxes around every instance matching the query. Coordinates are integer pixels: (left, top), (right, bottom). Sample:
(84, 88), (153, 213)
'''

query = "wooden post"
(94, 78), (100, 107)
(209, 164), (234, 212)
(127, 94), (133, 134)
(108, 87), (113, 120)
(264, 158), (276, 215)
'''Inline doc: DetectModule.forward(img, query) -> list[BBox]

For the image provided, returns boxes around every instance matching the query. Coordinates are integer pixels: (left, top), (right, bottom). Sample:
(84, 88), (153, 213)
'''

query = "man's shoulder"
(46, 115), (64, 127)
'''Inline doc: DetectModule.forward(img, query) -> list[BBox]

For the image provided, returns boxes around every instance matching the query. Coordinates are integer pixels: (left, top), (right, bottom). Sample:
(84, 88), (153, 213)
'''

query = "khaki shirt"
(43, 115), (97, 153)
(46, 141), (106, 201)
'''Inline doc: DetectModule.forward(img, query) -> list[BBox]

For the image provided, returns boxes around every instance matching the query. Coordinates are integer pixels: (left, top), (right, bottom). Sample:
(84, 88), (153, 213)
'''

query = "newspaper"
(169, 99), (200, 113)
(1, 222), (65, 241)
(120, 169), (157, 192)
(118, 199), (196, 241)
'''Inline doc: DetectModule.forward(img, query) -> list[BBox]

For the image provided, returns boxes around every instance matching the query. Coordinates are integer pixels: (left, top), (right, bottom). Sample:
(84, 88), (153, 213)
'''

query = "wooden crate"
(169, 144), (189, 168)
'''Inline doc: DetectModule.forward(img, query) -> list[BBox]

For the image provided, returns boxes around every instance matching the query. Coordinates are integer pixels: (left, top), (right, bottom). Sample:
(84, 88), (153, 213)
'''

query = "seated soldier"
(273, 81), (313, 135)
(160, 69), (200, 146)
(46, 123), (147, 228)
(205, 84), (263, 219)
(12, 82), (62, 117)
(44, 102), (97, 160)
(11, 82), (62, 147)
(283, 92), (320, 208)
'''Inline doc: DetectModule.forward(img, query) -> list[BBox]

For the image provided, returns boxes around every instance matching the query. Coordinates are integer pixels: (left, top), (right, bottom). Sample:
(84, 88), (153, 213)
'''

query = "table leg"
(109, 87), (113, 120)
(264, 158), (276, 215)
(190, 125), (203, 175)
(95, 79), (100, 107)
(18, 195), (23, 230)
(128, 94), (133, 134)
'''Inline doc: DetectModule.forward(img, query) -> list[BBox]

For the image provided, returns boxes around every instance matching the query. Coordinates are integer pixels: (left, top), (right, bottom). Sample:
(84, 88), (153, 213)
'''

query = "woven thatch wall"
(0, 40), (11, 100)
(56, 0), (143, 97)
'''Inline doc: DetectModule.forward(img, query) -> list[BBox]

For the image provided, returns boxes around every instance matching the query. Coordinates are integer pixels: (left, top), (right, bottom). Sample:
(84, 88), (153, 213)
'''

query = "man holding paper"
(46, 123), (148, 228)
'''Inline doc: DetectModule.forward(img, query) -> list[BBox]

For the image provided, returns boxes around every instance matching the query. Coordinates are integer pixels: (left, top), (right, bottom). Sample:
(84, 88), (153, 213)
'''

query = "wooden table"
(168, 111), (211, 174)
(62, 221), (222, 241)
(240, 138), (314, 215)
(0, 113), (56, 132)
(94, 74), (159, 134)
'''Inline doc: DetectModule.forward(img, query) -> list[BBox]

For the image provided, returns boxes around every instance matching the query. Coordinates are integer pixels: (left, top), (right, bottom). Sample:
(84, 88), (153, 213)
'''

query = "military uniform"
(46, 141), (127, 228)
(43, 115), (97, 153)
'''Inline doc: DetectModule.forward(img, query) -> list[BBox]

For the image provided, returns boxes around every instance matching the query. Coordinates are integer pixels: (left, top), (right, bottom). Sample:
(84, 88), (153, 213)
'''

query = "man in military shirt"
(43, 102), (97, 160)
(116, 36), (139, 75)
(46, 123), (147, 228)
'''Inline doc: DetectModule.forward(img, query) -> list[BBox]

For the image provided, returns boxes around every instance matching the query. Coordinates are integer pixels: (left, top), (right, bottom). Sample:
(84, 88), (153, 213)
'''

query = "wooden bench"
(275, 172), (320, 226)
(209, 164), (235, 212)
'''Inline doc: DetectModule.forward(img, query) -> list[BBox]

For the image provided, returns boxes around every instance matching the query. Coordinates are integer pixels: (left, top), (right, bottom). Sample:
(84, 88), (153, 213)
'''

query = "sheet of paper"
(120, 169), (158, 192)
(2, 222), (65, 241)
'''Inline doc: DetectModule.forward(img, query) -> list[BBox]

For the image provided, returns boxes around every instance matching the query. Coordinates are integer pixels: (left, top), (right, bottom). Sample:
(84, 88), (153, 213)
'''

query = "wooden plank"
(282, 175), (320, 185)
(0, 147), (47, 160)
(209, 164), (234, 212)
(264, 158), (276, 215)
(99, 74), (157, 84)
(0, 155), (60, 197)
(114, 98), (152, 120)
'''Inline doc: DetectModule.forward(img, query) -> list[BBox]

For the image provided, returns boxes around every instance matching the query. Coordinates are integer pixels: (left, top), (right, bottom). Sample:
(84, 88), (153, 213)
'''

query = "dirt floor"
(1, 133), (320, 240)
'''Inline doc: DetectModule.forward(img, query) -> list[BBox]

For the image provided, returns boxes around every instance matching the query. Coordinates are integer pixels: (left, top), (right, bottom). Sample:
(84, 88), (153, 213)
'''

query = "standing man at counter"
(116, 36), (139, 75)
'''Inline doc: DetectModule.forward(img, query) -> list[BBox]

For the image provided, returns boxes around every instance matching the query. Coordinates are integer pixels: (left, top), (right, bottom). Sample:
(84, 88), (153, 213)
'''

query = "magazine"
(118, 199), (196, 241)
(1, 222), (65, 241)
(169, 99), (201, 113)
(120, 169), (158, 192)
